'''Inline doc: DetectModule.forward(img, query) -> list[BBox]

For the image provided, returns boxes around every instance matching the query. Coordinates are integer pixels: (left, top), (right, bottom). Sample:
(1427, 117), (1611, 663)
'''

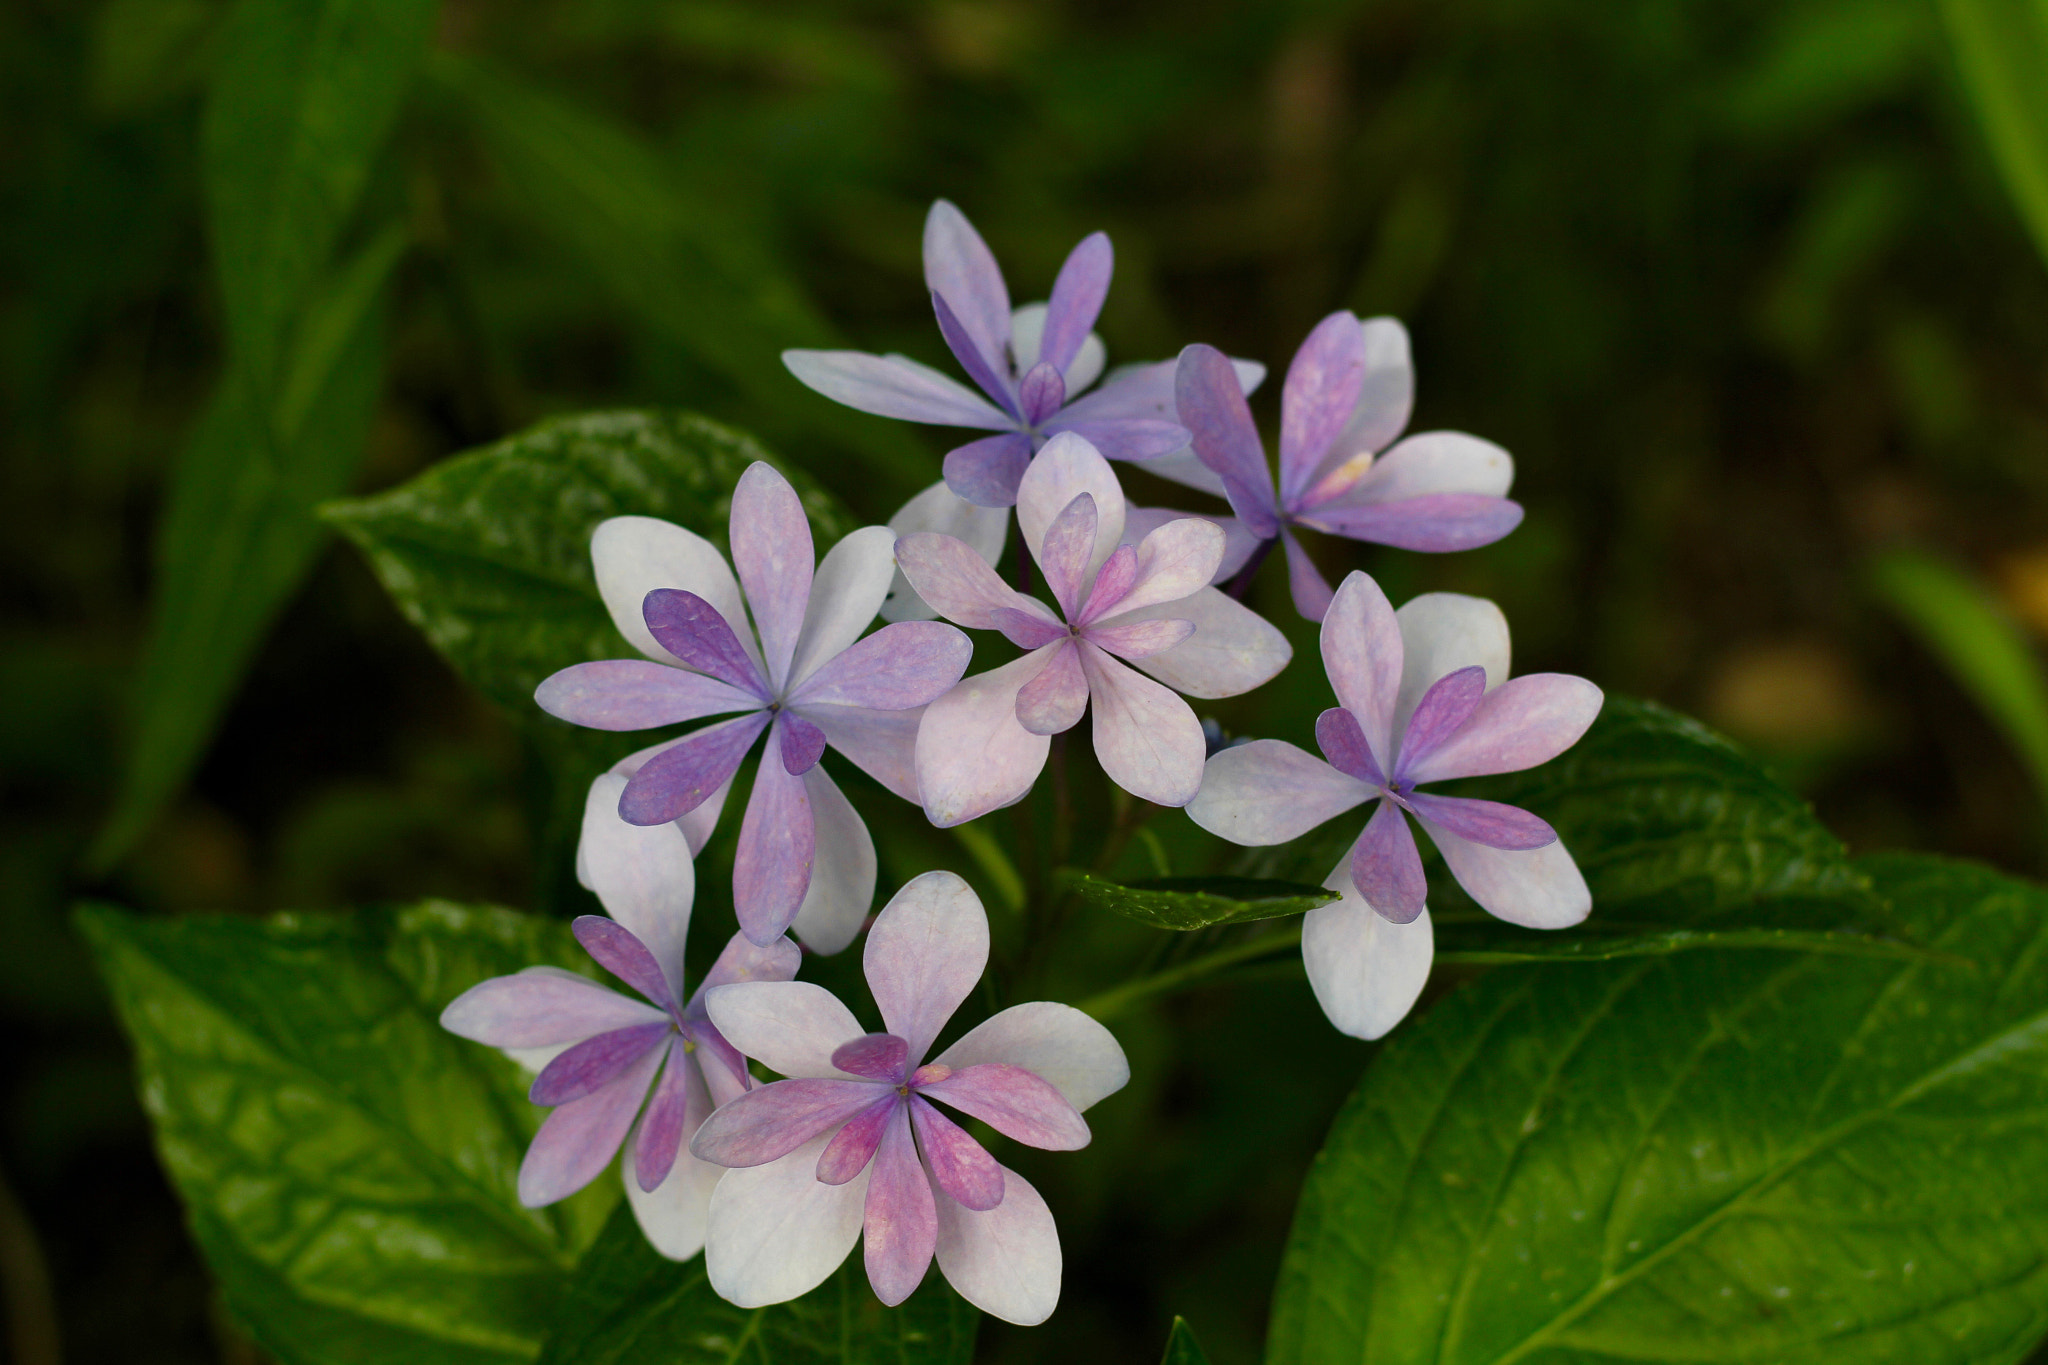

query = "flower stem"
(950, 822), (1026, 914)
(1075, 924), (1304, 1022)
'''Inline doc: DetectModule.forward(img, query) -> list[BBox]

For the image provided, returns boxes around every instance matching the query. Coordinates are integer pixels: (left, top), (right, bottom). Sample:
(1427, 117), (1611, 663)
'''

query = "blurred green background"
(8, 0), (2048, 1360)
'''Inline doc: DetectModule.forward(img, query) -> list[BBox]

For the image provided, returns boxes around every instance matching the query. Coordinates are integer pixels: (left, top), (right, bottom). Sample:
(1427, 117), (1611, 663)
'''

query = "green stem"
(949, 822), (1026, 914)
(1076, 924), (1305, 1022)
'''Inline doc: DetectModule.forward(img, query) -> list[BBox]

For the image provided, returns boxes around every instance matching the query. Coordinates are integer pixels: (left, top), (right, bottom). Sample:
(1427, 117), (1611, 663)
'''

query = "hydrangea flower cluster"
(444, 199), (1604, 1322)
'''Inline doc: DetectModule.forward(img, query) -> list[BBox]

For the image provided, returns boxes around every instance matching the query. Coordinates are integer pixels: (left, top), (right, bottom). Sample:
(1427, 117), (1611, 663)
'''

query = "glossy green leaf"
(538, 1202), (978, 1365)
(1061, 872), (1337, 930)
(1271, 852), (2048, 1365)
(1940, 0), (2048, 268)
(1161, 1317), (1213, 1365)
(1433, 916), (1942, 965)
(78, 900), (613, 1364)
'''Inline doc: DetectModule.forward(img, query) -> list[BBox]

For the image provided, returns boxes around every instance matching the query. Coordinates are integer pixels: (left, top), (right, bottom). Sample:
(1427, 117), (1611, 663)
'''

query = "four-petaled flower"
(896, 433), (1290, 824)
(689, 871), (1129, 1325)
(783, 200), (1194, 509)
(1174, 312), (1524, 620)
(441, 773), (800, 1259)
(535, 461), (972, 951)
(1188, 571), (1602, 1039)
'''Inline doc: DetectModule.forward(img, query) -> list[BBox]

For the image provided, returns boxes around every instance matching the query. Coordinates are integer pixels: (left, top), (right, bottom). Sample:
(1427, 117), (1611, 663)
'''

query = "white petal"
(934, 1001), (1129, 1111)
(1108, 586), (1292, 699)
(1391, 592), (1511, 743)
(1302, 853), (1434, 1040)
(1079, 647), (1205, 807)
(591, 516), (759, 672)
(1414, 815), (1590, 930)
(1319, 315), (1413, 480)
(442, 965), (666, 1047)
(789, 766), (876, 956)
(622, 1058), (720, 1260)
(1185, 740), (1370, 845)
(1010, 302), (1106, 395)
(881, 482), (1011, 623)
(933, 1164), (1061, 1326)
(705, 1136), (868, 1307)
(1129, 446), (1227, 498)
(579, 773), (693, 1001)
(1105, 518), (1224, 617)
(787, 525), (898, 688)
(804, 703), (923, 803)
(1016, 433), (1125, 579)
(702, 981), (864, 1079)
(865, 871), (988, 1064)
(782, 349), (1011, 428)
(915, 652), (1055, 828)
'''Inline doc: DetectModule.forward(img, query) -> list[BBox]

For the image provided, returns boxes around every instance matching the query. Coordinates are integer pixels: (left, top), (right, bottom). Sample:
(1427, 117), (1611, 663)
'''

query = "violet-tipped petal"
(1405, 792), (1557, 851)
(632, 1044), (694, 1192)
(832, 1033), (911, 1081)
(787, 621), (971, 711)
(731, 464), (815, 687)
(1015, 642), (1089, 735)
(733, 750), (815, 944)
(1299, 492), (1524, 553)
(1351, 798), (1428, 925)
(1018, 362), (1066, 428)
(864, 1106), (939, 1307)
(1037, 493), (1098, 618)
(571, 916), (678, 1014)
(1314, 707), (1386, 787)
(642, 589), (771, 696)
(1279, 311), (1367, 503)
(919, 1062), (1090, 1151)
(778, 712), (829, 775)
(689, 1077), (885, 1168)
(618, 711), (769, 826)
(817, 1096), (897, 1184)
(1393, 664), (1487, 781)
(934, 290), (1019, 416)
(536, 660), (761, 731)
(864, 870), (990, 1061)
(943, 432), (1035, 507)
(530, 1020), (674, 1108)
(911, 1097), (1005, 1211)
(1039, 231), (1112, 374)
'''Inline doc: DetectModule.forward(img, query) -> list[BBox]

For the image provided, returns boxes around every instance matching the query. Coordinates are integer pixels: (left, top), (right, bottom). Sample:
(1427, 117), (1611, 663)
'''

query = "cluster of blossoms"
(444, 200), (1602, 1321)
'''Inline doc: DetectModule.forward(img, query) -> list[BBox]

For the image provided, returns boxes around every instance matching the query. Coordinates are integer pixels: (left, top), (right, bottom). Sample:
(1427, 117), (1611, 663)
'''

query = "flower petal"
(1015, 640), (1089, 735)
(536, 660), (761, 731)
(730, 463), (815, 689)
(617, 711), (768, 826)
(933, 289), (1021, 415)
(1405, 793), (1556, 850)
(923, 200), (1013, 388)
(1173, 344), (1278, 535)
(1039, 231), (1112, 374)
(915, 653), (1056, 827)
(1016, 432), (1125, 580)
(689, 1076), (886, 1167)
(864, 1104), (939, 1306)
(1302, 855), (1434, 1040)
(817, 1095), (896, 1184)
(1392, 664), (1486, 781)
(1085, 617), (1192, 661)
(793, 619), (974, 725)
(1294, 316), (1415, 498)
(779, 711), (828, 775)
(592, 516), (759, 673)
(781, 349), (1011, 428)
(894, 531), (1037, 630)
(1073, 543), (1137, 624)
(612, 740), (731, 857)
(1079, 646), (1205, 807)
(1185, 739), (1371, 845)
(882, 482), (1011, 623)
(865, 870), (989, 1063)
(943, 432), (1035, 508)
(703, 979), (865, 1079)
(1321, 570), (1404, 764)
(1300, 493), (1524, 553)
(705, 1135), (868, 1307)
(734, 735), (816, 944)
(1098, 516), (1225, 619)
(441, 966), (667, 1049)
(786, 525), (899, 689)
(1010, 302), (1104, 393)
(933, 1002), (1128, 1112)
(832, 1033), (910, 1081)
(572, 915), (677, 1014)
(1313, 707), (1387, 786)
(1392, 592), (1511, 741)
(1018, 361), (1066, 427)
(920, 1062), (1088, 1150)
(642, 589), (772, 696)
(578, 772), (693, 1000)
(1109, 586), (1292, 700)
(531, 1020), (674, 1107)
(1352, 797), (1427, 925)
(630, 1040), (696, 1192)
(517, 1039), (667, 1206)
(1318, 429), (1515, 508)
(911, 1096), (1004, 1211)
(787, 765), (877, 956)
(933, 1165), (1061, 1326)
(1413, 813), (1591, 929)
(1279, 311), (1367, 504)
(1283, 529), (1336, 621)
(803, 702), (923, 802)
(1037, 492), (1098, 618)
(621, 1055), (723, 1259)
(1400, 673), (1605, 785)
(692, 928), (804, 998)
(1131, 446), (1229, 497)
(1041, 418), (1191, 461)
(990, 604), (1072, 650)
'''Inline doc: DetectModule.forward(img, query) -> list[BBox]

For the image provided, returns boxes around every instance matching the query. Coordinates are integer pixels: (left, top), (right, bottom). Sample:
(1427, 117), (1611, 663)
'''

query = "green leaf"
(1433, 915), (1944, 965)
(1270, 852), (2048, 1365)
(537, 1202), (979, 1365)
(323, 409), (858, 715)
(78, 900), (613, 1364)
(1060, 872), (1338, 930)
(1939, 0), (2048, 269)
(1871, 548), (2048, 809)
(1161, 1317), (1213, 1365)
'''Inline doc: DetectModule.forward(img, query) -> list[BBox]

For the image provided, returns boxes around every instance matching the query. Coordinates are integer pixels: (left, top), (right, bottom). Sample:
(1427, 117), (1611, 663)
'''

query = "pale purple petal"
(1392, 592), (1511, 740)
(692, 929), (804, 1000)
(1303, 853), (1433, 1041)
(1279, 311), (1367, 504)
(518, 1040), (668, 1207)
(943, 432), (1034, 508)
(1314, 707), (1386, 786)
(1018, 361), (1066, 427)
(572, 916), (677, 1014)
(895, 531), (1036, 630)
(933, 290), (1021, 415)
(1108, 586), (1291, 699)
(1321, 570), (1404, 762)
(1283, 530), (1336, 621)
(882, 482), (1011, 624)
(1074, 543), (1137, 625)
(1339, 317), (1415, 459)
(781, 349), (1011, 428)
(1078, 645), (1205, 807)
(1084, 617), (1192, 661)
(1040, 418), (1190, 461)
(1096, 516), (1224, 619)
(803, 703), (923, 802)
(989, 605), (1070, 650)
(702, 980), (864, 1079)
(592, 516), (758, 673)
(1404, 793), (1556, 850)
(915, 653), (1056, 827)
(1413, 812), (1590, 929)
(923, 201), (1013, 387)
(1131, 446), (1228, 497)
(641, 589), (771, 696)
(689, 1077), (886, 1167)
(631, 1041), (694, 1192)
(833, 1033), (910, 1081)
(788, 764), (877, 956)
(1400, 673), (1605, 785)
(578, 772), (692, 1000)
(1312, 429), (1514, 509)
(791, 624), (970, 717)
(911, 1096), (1004, 1212)
(1037, 492), (1098, 617)
(1393, 664), (1487, 781)
(787, 525), (898, 689)
(731, 463), (815, 689)
(778, 711), (828, 775)
(1185, 739), (1371, 846)
(685, 1021), (752, 1109)
(536, 660), (760, 731)
(734, 739), (816, 944)
(1015, 641), (1088, 735)
(865, 870), (989, 1062)
(1052, 358), (1172, 422)
(617, 711), (769, 826)
(933, 1002), (1129, 1113)
(920, 1062), (1088, 1151)
(932, 1165), (1061, 1326)
(611, 739), (732, 857)
(441, 967), (666, 1049)
(817, 1095), (896, 1183)
(531, 1019), (674, 1107)
(1039, 231), (1112, 374)
(1352, 797), (1427, 925)
(705, 1135), (868, 1307)
(1009, 303), (1104, 392)
(1016, 432), (1125, 578)
(1173, 344), (1278, 535)
(1298, 493), (1524, 553)
(864, 1104), (939, 1306)
(621, 1056), (721, 1259)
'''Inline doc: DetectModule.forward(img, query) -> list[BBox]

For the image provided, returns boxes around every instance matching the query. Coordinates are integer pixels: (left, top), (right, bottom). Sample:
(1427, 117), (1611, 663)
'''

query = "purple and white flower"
(441, 777), (801, 1259)
(535, 462), (972, 952)
(783, 200), (1195, 510)
(1172, 312), (1524, 620)
(894, 433), (1290, 825)
(689, 871), (1128, 1324)
(1187, 570), (1602, 1039)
